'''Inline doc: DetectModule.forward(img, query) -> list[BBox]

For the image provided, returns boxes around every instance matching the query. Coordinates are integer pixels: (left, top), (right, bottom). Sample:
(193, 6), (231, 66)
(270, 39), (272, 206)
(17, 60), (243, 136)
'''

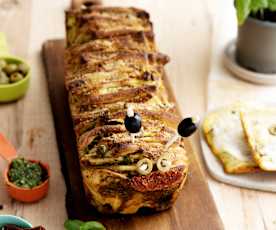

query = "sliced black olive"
(177, 117), (199, 137)
(142, 71), (154, 81)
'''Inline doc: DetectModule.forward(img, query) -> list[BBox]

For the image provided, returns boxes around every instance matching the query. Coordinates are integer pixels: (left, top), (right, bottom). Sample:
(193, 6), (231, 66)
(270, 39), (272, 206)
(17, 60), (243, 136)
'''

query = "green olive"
(10, 72), (24, 83)
(0, 59), (7, 69)
(0, 71), (9, 84)
(18, 62), (29, 75)
(136, 158), (153, 175)
(157, 156), (171, 172)
(3, 63), (18, 75)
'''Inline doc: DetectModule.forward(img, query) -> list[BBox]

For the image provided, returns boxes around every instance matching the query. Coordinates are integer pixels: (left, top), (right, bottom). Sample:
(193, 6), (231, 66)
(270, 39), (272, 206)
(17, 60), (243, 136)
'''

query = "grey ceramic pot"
(236, 17), (276, 73)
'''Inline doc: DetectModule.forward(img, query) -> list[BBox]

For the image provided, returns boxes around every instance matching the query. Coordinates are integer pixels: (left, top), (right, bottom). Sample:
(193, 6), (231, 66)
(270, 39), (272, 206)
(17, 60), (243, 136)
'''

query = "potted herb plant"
(235, 0), (276, 73)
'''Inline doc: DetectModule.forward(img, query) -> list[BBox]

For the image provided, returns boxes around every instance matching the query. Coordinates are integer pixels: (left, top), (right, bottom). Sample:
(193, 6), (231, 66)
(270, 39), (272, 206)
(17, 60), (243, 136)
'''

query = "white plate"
(199, 111), (276, 193)
(223, 40), (276, 85)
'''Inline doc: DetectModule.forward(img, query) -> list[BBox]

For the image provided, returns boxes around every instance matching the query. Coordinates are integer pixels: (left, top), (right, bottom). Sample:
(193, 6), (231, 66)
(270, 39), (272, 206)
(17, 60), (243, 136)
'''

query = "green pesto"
(8, 158), (45, 189)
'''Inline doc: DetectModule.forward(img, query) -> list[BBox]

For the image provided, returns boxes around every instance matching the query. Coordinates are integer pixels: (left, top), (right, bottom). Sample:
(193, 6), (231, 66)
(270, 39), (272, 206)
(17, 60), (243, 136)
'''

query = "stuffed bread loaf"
(65, 4), (188, 214)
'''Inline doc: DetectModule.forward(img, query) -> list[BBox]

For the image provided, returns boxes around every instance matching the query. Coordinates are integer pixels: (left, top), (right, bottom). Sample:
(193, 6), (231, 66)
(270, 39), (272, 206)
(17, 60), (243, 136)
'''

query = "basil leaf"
(250, 0), (268, 12)
(64, 219), (85, 230)
(268, 0), (276, 10)
(235, 0), (252, 25)
(79, 221), (106, 230)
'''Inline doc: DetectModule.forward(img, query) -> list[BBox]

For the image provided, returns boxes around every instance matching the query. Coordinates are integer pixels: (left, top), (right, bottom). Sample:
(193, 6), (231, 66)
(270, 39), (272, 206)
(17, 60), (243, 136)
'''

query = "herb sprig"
(64, 219), (106, 230)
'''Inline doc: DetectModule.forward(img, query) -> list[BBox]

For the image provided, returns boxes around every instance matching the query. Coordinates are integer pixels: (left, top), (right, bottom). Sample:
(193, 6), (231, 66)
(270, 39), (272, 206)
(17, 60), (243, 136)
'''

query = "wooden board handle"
(71, 0), (102, 9)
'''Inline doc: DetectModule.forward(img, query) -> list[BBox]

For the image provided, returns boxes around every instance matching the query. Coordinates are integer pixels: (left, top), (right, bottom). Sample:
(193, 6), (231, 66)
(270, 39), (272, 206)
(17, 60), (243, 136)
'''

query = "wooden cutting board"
(42, 39), (223, 230)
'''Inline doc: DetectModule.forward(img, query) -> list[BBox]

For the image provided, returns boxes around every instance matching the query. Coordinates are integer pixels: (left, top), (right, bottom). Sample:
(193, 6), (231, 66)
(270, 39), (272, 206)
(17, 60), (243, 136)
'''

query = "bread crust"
(65, 6), (188, 214)
(66, 32), (156, 58)
(66, 7), (153, 46)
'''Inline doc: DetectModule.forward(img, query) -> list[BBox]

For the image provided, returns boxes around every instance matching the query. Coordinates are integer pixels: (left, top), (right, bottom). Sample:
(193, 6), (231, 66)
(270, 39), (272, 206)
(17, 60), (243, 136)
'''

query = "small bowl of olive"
(0, 56), (30, 102)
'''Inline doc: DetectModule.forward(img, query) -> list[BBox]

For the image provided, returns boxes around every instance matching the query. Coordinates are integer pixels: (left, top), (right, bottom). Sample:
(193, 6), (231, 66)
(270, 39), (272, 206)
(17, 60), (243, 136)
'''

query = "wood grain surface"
(0, 0), (67, 228)
(42, 39), (223, 230)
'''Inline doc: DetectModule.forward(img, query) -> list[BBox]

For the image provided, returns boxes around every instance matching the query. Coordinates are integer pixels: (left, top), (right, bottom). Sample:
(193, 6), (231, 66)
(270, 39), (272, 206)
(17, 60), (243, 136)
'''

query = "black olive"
(177, 117), (199, 137)
(143, 71), (154, 81)
(124, 112), (142, 133)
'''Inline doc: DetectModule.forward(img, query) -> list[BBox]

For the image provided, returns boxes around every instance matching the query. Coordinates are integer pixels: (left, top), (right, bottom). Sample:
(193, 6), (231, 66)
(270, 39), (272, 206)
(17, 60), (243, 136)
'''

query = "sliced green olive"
(0, 59), (7, 69)
(269, 125), (276, 136)
(0, 71), (9, 84)
(10, 72), (24, 83)
(18, 62), (29, 75)
(136, 158), (153, 175)
(157, 156), (172, 172)
(3, 63), (18, 74)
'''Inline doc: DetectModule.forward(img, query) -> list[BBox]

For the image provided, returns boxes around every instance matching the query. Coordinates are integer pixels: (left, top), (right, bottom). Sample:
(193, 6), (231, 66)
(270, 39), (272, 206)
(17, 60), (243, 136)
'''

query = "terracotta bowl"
(4, 160), (50, 203)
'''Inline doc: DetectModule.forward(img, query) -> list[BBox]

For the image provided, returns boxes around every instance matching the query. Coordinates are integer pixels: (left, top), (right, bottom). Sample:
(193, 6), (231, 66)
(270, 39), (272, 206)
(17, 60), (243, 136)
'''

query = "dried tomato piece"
(130, 166), (185, 192)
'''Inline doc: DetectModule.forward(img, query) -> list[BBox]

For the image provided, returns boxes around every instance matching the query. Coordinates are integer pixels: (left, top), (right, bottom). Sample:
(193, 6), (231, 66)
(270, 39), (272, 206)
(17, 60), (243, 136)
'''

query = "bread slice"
(241, 108), (276, 171)
(65, 51), (170, 111)
(203, 104), (259, 173)
(66, 7), (152, 46)
(66, 32), (156, 63)
(65, 50), (169, 73)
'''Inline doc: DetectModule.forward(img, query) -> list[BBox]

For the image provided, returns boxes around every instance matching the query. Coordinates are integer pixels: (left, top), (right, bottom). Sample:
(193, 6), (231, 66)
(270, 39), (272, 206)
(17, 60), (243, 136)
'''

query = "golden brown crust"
(66, 32), (156, 61)
(65, 50), (169, 77)
(66, 7), (153, 46)
(73, 108), (179, 138)
(65, 6), (188, 214)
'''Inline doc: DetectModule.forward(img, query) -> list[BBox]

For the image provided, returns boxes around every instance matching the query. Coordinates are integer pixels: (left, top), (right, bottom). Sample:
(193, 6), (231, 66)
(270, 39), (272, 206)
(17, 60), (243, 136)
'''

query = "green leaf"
(64, 219), (85, 230)
(80, 221), (106, 230)
(235, 0), (252, 25)
(268, 0), (276, 10)
(250, 0), (268, 12)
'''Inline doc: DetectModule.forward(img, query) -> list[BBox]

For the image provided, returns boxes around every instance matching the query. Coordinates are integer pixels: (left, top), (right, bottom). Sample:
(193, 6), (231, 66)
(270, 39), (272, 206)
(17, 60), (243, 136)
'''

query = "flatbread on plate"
(203, 104), (259, 174)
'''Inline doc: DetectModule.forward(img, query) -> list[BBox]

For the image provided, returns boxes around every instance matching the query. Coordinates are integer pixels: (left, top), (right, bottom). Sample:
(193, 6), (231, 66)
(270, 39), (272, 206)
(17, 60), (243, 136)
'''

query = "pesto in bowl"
(8, 158), (48, 189)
